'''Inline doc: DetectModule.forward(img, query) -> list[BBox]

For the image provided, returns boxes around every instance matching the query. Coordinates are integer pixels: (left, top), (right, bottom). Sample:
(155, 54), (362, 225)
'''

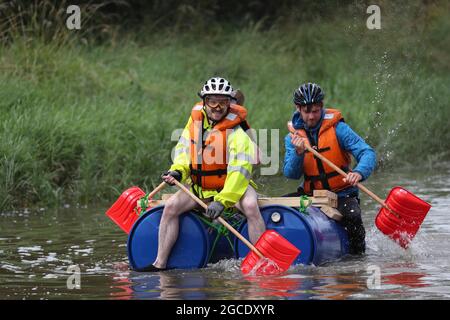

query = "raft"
(127, 204), (349, 271)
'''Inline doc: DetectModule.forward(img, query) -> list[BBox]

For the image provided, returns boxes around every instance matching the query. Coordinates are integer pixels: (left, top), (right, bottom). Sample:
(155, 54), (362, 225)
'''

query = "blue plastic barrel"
(235, 205), (349, 266)
(128, 206), (215, 270)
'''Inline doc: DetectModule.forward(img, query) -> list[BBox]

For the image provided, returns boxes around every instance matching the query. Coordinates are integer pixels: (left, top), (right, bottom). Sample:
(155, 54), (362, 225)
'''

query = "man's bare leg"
(153, 189), (198, 269)
(235, 185), (266, 244)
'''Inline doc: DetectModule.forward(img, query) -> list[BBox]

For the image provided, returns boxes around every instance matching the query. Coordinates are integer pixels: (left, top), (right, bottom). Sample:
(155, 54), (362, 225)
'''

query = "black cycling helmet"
(293, 83), (325, 106)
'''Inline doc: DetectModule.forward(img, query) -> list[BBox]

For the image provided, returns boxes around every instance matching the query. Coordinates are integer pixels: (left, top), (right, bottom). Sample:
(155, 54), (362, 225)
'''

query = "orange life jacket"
(189, 103), (248, 191)
(288, 108), (352, 195)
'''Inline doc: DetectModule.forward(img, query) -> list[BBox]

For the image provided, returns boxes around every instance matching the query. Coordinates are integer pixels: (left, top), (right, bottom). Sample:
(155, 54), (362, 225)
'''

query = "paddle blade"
(375, 186), (431, 248)
(105, 187), (146, 234)
(241, 230), (301, 275)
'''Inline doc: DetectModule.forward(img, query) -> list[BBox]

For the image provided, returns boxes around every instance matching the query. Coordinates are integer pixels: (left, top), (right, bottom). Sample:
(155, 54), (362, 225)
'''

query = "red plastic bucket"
(375, 187), (431, 248)
(106, 186), (145, 234)
(240, 230), (301, 275)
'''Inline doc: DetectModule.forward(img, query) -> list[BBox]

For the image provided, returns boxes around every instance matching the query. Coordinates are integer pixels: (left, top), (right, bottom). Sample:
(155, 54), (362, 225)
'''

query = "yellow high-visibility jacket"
(170, 106), (257, 208)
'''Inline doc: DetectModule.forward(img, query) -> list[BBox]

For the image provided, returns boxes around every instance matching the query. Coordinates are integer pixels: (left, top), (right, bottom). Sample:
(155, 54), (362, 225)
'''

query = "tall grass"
(1, 0), (128, 38)
(0, 1), (449, 210)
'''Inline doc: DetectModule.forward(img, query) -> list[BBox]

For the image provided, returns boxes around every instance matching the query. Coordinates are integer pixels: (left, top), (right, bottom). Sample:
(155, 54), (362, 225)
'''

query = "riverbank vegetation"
(1, 0), (449, 210)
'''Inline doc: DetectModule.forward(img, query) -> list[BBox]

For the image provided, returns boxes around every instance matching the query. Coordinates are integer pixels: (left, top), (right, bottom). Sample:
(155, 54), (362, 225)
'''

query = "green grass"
(1, 1), (449, 210)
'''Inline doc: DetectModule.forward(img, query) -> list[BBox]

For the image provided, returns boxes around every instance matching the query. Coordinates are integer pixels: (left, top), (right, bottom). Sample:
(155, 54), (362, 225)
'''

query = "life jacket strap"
(190, 166), (228, 177)
(304, 166), (349, 191)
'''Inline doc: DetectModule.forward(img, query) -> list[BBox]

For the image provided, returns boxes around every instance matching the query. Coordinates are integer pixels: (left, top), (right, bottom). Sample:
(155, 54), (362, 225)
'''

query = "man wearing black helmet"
(283, 83), (376, 255)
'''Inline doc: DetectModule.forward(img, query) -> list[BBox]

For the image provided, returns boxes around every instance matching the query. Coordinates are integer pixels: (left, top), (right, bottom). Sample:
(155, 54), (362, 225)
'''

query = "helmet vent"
(199, 77), (234, 98)
(293, 82), (324, 106)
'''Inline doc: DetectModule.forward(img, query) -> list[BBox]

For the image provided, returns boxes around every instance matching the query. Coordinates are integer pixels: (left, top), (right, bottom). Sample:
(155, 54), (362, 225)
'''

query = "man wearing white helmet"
(137, 77), (265, 272)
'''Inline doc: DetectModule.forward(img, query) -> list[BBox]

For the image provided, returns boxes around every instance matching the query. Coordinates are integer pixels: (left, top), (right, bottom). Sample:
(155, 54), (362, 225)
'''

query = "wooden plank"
(150, 195), (338, 208)
(161, 193), (173, 201)
(313, 197), (338, 208)
(148, 200), (342, 221)
(148, 199), (164, 207)
(135, 193), (172, 208)
(257, 197), (300, 207)
(258, 197), (337, 208)
(308, 197), (332, 206)
(320, 205), (343, 221)
(312, 197), (338, 207)
(143, 198), (342, 220)
(331, 198), (338, 208)
(313, 189), (337, 200)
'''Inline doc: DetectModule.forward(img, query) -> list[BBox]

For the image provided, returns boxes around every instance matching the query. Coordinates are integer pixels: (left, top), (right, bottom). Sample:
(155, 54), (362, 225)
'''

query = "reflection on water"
(106, 259), (395, 300)
(1, 164), (450, 299)
(384, 271), (428, 288)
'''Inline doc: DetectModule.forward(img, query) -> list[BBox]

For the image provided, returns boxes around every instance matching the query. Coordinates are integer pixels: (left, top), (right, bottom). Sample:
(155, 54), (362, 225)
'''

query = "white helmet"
(199, 77), (234, 98)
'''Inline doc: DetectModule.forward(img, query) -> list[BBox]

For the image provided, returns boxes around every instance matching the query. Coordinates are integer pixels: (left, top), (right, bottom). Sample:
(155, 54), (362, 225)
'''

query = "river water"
(1, 164), (449, 300)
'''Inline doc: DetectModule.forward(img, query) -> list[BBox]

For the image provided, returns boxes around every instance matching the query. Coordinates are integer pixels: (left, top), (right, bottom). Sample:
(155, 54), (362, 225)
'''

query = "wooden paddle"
(136, 181), (167, 210)
(306, 144), (397, 215)
(287, 122), (395, 214)
(171, 180), (264, 259)
(288, 122), (431, 248)
(171, 179), (301, 274)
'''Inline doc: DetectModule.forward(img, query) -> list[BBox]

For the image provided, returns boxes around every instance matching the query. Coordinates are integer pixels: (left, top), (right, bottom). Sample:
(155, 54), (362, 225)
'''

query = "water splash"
(366, 226), (434, 260)
(290, 262), (316, 274)
(207, 258), (242, 272)
(246, 258), (283, 276)
(207, 257), (284, 276)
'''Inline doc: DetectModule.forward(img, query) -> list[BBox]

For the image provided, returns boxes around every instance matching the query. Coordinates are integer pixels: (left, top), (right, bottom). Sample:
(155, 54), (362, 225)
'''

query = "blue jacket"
(283, 109), (377, 198)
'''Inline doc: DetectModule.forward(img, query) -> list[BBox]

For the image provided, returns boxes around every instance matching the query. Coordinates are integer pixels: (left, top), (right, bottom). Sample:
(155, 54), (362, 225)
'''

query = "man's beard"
(207, 108), (228, 123)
